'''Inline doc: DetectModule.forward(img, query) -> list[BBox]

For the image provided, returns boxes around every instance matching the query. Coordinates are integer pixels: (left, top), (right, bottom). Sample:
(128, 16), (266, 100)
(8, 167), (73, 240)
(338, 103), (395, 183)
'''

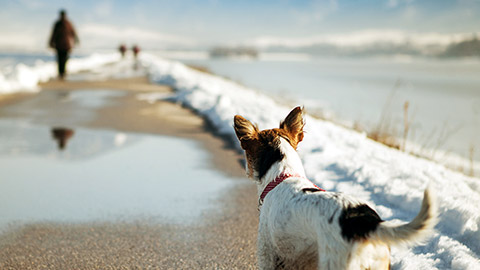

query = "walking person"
(119, 44), (127, 58)
(49, 9), (79, 80)
(132, 45), (140, 58)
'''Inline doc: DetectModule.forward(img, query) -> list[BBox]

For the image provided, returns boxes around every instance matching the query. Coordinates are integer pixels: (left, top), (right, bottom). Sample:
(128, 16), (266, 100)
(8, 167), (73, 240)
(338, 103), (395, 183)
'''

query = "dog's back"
(259, 178), (436, 269)
(234, 107), (437, 270)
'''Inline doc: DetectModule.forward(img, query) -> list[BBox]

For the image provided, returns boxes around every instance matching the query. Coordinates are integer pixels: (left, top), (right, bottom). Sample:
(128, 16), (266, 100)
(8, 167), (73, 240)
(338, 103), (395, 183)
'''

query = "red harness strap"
(259, 172), (325, 206)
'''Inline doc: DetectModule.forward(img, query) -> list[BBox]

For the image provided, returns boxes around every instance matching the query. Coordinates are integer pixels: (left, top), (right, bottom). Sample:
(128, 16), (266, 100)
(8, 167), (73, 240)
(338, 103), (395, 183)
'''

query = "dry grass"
(401, 101), (411, 152)
(469, 144), (475, 177)
(367, 79), (403, 150)
(367, 100), (412, 152)
(363, 85), (475, 178)
(187, 64), (213, 74)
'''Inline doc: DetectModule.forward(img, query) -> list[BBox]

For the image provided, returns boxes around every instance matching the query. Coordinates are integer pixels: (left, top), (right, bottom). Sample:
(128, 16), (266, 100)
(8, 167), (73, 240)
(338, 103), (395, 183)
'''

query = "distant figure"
(132, 45), (140, 58)
(119, 44), (127, 58)
(49, 9), (79, 80)
(51, 127), (75, 150)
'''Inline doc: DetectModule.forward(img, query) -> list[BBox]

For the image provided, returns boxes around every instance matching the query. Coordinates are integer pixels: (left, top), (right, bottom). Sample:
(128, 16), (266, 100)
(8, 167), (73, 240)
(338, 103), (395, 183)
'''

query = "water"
(0, 87), (240, 229)
(177, 54), (480, 166)
(0, 121), (236, 228)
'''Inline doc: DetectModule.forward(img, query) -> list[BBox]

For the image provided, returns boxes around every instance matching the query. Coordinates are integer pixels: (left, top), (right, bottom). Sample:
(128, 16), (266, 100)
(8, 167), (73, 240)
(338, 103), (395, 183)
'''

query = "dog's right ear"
(280, 106), (305, 146)
(234, 115), (259, 150)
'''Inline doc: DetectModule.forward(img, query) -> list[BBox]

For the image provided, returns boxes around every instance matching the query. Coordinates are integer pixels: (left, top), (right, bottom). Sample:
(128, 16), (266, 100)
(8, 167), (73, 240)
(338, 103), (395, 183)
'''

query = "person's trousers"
(56, 49), (69, 78)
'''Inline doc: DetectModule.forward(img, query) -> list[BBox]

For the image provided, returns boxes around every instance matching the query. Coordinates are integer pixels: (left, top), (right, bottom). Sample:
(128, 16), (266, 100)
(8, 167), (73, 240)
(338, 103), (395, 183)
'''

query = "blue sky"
(0, 0), (479, 51)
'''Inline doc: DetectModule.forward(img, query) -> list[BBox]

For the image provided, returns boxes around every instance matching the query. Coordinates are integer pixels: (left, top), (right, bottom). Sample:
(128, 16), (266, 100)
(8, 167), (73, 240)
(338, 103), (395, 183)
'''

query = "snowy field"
(1, 53), (479, 269)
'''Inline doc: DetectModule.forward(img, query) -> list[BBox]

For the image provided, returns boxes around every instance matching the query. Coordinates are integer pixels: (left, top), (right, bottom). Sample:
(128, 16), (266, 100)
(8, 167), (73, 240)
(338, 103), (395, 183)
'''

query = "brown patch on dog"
(233, 107), (305, 180)
(372, 242), (391, 270)
(234, 115), (260, 178)
(279, 106), (305, 149)
(233, 115), (259, 149)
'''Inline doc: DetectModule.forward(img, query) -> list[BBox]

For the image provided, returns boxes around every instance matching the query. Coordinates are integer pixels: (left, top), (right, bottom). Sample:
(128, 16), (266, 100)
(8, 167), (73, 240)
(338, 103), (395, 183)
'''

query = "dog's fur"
(234, 107), (437, 270)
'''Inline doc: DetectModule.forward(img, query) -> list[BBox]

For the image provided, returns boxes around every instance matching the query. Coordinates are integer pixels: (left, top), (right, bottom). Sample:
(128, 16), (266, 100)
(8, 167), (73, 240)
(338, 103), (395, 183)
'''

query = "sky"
(0, 0), (479, 52)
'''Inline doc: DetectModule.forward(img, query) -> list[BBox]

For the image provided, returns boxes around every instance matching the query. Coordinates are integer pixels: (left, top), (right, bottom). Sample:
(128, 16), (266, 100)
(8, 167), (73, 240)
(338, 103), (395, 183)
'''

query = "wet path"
(0, 79), (258, 269)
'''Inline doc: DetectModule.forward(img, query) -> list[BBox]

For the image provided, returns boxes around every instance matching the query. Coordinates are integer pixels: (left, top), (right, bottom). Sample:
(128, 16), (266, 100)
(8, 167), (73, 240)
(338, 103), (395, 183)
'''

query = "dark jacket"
(49, 18), (79, 51)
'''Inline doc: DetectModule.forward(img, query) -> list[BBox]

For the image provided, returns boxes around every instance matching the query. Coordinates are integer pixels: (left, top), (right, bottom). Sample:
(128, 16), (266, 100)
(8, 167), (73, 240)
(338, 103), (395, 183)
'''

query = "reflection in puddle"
(51, 127), (75, 150)
(0, 121), (236, 229)
(0, 120), (134, 160)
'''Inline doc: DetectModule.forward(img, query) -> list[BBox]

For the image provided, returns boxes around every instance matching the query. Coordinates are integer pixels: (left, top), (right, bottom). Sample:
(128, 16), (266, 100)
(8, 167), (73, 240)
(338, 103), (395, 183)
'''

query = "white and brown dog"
(234, 107), (437, 270)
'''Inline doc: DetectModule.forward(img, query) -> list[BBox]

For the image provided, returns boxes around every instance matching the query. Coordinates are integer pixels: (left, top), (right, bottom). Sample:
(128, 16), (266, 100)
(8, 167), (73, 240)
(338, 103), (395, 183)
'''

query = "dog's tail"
(370, 187), (438, 246)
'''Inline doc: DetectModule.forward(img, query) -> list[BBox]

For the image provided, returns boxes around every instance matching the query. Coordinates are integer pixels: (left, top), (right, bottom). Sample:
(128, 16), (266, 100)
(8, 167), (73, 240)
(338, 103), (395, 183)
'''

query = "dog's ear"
(280, 106), (305, 144)
(234, 115), (259, 150)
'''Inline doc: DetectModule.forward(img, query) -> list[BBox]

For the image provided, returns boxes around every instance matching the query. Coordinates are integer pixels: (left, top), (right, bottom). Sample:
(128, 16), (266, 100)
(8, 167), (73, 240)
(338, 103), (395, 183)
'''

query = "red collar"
(259, 172), (324, 206)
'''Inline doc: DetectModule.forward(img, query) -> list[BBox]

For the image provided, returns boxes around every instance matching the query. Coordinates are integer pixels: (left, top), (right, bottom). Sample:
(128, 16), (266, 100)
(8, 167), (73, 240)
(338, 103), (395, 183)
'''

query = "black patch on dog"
(274, 256), (286, 269)
(257, 143), (284, 180)
(339, 204), (382, 241)
(302, 188), (322, 193)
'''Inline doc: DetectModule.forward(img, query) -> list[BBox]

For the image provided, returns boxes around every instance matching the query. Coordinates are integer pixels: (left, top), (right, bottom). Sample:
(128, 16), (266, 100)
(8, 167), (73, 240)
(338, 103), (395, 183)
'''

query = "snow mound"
(0, 53), (120, 94)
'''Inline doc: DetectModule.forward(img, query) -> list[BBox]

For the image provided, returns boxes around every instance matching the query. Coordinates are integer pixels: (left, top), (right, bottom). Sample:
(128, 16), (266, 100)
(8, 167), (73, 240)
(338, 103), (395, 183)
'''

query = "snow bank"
(138, 53), (480, 269)
(0, 53), (120, 94)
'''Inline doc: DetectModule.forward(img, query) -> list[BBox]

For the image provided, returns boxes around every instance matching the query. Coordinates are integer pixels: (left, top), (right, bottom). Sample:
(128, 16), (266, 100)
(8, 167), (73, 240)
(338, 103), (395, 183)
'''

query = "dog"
(233, 107), (437, 270)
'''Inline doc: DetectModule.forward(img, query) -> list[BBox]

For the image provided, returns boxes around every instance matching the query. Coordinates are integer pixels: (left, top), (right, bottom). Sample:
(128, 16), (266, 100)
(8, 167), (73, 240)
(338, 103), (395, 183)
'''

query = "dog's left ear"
(280, 106), (305, 144)
(234, 115), (259, 150)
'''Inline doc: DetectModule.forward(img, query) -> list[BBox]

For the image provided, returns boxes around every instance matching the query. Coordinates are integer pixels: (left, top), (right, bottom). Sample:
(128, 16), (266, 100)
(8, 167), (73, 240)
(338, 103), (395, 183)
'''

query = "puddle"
(0, 89), (124, 126)
(0, 120), (237, 229)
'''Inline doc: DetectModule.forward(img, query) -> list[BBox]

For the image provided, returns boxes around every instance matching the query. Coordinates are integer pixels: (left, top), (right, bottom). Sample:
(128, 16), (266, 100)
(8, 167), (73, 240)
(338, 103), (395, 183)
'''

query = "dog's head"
(233, 106), (305, 181)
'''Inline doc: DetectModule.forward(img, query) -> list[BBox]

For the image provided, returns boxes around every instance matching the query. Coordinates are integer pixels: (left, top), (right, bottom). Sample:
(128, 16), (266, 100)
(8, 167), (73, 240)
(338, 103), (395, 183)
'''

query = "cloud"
(387, 0), (398, 8)
(93, 0), (113, 17)
(291, 0), (339, 25)
(403, 5), (418, 19)
(18, 0), (44, 10)
(79, 23), (197, 49)
(0, 23), (197, 51)
(0, 31), (42, 51)
(386, 0), (415, 9)
(248, 29), (478, 49)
